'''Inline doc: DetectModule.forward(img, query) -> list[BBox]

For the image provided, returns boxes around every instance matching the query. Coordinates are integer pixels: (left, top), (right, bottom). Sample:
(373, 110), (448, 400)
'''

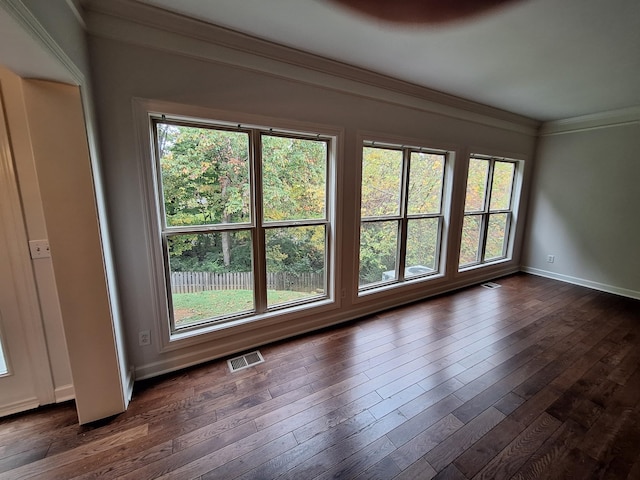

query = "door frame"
(0, 89), (55, 416)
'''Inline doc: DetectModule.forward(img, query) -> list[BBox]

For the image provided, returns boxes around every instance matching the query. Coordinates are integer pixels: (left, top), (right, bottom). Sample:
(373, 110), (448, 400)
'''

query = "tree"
(359, 147), (444, 285)
(158, 125), (328, 275)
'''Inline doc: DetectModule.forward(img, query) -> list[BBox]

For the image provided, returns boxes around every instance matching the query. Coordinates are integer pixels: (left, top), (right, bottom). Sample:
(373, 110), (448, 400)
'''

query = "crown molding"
(0, 0), (84, 84)
(83, 0), (539, 136)
(539, 105), (640, 136)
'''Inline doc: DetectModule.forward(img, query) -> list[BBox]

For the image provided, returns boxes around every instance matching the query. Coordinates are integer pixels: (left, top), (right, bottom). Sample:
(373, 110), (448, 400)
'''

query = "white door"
(0, 93), (54, 416)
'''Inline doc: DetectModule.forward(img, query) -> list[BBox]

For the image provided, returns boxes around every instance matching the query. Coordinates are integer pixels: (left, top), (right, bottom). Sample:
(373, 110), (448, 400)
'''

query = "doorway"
(0, 90), (55, 416)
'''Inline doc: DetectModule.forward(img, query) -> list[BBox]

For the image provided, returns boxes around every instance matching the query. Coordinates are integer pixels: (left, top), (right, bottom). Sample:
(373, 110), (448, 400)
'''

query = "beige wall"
(523, 115), (640, 298)
(22, 79), (126, 423)
(0, 65), (73, 400)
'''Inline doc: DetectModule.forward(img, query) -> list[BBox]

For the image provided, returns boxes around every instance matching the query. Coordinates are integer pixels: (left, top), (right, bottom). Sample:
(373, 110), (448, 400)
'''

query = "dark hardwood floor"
(1, 273), (639, 479)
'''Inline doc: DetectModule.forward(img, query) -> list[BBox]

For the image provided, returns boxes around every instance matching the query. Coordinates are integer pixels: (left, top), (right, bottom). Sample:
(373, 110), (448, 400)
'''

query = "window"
(459, 155), (518, 268)
(153, 118), (333, 332)
(358, 143), (447, 290)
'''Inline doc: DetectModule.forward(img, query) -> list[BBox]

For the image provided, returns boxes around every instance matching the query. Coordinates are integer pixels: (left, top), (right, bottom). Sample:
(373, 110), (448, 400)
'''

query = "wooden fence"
(170, 271), (324, 294)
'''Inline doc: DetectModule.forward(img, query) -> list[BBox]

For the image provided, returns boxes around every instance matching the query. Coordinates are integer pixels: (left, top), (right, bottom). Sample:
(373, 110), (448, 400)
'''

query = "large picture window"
(459, 155), (518, 268)
(153, 118), (333, 331)
(358, 143), (447, 291)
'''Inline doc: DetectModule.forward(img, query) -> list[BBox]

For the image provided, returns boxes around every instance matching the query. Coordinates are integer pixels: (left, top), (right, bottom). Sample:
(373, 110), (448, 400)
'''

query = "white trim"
(0, 88), (56, 406)
(125, 368), (135, 403)
(54, 384), (75, 403)
(64, 0), (86, 29)
(0, 0), (84, 84)
(84, 0), (538, 136)
(0, 397), (39, 417)
(521, 267), (640, 300)
(539, 106), (640, 136)
(133, 98), (345, 354)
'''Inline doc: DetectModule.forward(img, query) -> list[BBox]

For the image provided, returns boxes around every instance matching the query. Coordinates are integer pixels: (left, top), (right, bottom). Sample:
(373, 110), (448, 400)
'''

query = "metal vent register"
(481, 281), (501, 289)
(227, 351), (265, 372)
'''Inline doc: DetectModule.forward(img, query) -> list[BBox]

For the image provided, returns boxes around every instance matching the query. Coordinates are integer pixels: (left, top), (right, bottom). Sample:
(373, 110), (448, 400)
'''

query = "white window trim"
(458, 153), (525, 272)
(133, 99), (343, 352)
(354, 136), (456, 298)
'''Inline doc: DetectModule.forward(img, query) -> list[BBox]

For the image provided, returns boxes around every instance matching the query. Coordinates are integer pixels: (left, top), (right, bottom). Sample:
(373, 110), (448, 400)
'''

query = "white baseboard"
(0, 397), (40, 417)
(54, 384), (75, 403)
(521, 267), (640, 300)
(125, 368), (135, 406)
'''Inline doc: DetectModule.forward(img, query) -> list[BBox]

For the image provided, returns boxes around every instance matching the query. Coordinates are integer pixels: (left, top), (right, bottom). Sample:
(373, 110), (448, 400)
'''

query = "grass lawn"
(172, 289), (311, 325)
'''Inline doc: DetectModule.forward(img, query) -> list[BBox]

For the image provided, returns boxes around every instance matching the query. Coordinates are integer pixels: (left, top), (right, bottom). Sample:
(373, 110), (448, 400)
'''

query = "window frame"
(357, 141), (450, 293)
(458, 154), (520, 270)
(150, 115), (336, 336)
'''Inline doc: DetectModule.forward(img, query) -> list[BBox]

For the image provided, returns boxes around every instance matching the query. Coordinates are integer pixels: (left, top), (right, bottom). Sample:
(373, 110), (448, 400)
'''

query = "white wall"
(523, 110), (640, 298)
(86, 2), (538, 380)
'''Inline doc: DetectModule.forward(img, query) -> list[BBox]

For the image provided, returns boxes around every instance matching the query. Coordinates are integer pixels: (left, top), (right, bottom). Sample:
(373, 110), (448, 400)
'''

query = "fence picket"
(170, 271), (324, 294)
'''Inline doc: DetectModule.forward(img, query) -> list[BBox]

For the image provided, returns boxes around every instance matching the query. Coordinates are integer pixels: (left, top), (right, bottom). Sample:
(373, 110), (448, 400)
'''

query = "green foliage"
(158, 123), (328, 275)
(361, 147), (402, 217)
(358, 147), (445, 286)
(159, 124), (251, 227)
(266, 225), (325, 274)
(262, 135), (326, 221)
(460, 159), (515, 266)
(359, 221), (398, 286)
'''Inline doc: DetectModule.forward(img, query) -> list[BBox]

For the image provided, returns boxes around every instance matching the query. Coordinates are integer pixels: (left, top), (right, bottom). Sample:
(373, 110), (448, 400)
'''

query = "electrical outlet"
(138, 330), (151, 346)
(547, 255), (555, 263)
(29, 240), (51, 259)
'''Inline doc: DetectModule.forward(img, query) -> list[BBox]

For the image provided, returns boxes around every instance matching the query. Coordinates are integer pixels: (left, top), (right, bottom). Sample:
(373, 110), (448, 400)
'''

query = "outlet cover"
(547, 255), (555, 263)
(138, 330), (151, 346)
(29, 240), (51, 259)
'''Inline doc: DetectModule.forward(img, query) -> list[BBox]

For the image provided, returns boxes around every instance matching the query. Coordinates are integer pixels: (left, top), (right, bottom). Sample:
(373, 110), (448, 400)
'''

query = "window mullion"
(252, 130), (268, 314)
(397, 148), (411, 281)
(479, 160), (495, 263)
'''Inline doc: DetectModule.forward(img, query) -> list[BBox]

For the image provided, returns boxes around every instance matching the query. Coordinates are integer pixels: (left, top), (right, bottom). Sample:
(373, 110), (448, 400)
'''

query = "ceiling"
(135, 0), (640, 122)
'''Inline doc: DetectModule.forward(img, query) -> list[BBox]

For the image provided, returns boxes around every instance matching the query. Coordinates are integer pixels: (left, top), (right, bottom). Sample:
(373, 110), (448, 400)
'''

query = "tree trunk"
(221, 230), (231, 267)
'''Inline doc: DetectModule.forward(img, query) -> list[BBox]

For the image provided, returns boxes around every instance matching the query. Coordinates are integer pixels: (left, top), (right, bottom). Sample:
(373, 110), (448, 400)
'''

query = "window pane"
(157, 124), (251, 227)
(407, 152), (445, 215)
(168, 231), (254, 327)
(459, 215), (482, 266)
(359, 221), (399, 287)
(464, 158), (489, 212)
(265, 225), (326, 307)
(361, 147), (403, 217)
(406, 218), (439, 276)
(262, 135), (327, 222)
(490, 161), (515, 211)
(485, 213), (508, 260)
(0, 334), (7, 375)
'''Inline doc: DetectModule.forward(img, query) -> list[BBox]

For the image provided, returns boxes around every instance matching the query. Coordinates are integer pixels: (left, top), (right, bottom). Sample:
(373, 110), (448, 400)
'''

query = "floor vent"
(481, 281), (501, 289)
(227, 351), (265, 372)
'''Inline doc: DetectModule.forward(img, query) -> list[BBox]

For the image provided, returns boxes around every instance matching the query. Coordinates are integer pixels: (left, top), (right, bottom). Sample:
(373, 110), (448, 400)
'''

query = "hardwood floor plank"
(509, 418), (586, 480)
(354, 455), (403, 480)
(1, 275), (638, 480)
(453, 416), (526, 478)
(426, 407), (506, 471)
(281, 410), (407, 480)
(390, 413), (464, 470)
(432, 464), (467, 480)
(387, 394), (463, 448)
(199, 432), (298, 480)
(471, 412), (562, 480)
(0, 424), (149, 480)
